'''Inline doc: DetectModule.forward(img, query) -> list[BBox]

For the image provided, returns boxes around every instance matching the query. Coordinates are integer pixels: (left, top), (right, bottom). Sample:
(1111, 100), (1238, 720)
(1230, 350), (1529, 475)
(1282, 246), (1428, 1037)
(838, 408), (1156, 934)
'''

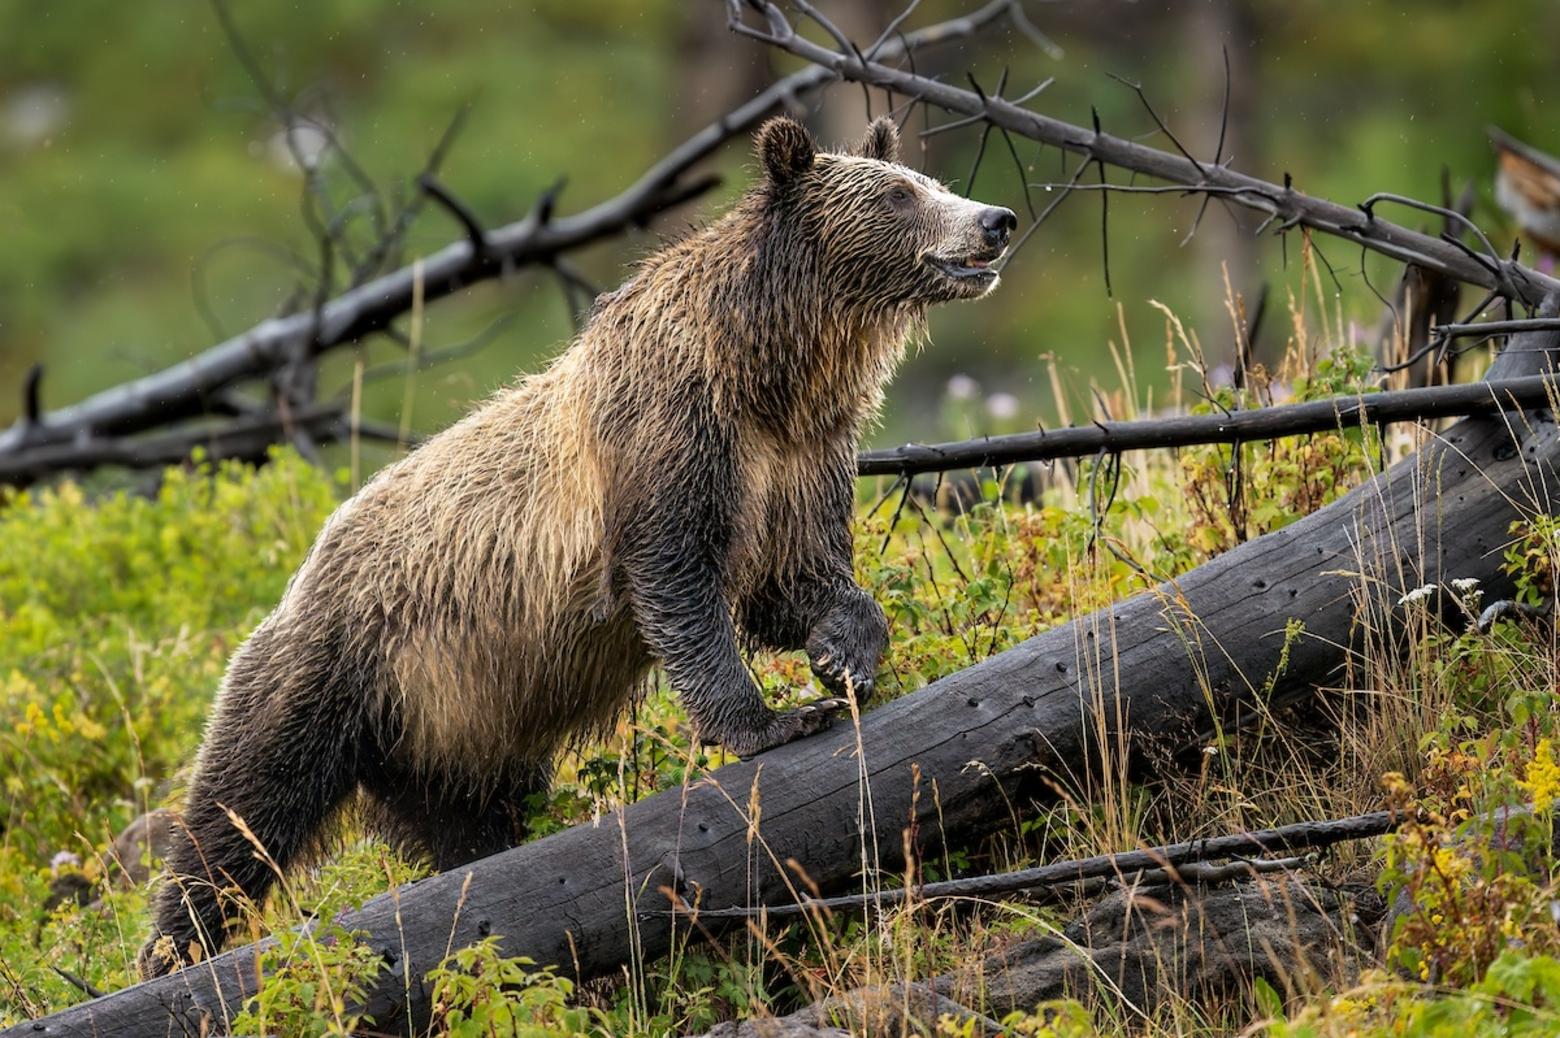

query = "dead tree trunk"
(20, 317), (1560, 1035)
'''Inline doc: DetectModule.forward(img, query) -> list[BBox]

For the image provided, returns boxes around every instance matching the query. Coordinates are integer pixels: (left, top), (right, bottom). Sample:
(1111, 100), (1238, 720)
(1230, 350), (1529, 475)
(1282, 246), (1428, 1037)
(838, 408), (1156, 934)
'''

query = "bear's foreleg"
(615, 457), (847, 757)
(631, 573), (845, 757)
(738, 459), (888, 702)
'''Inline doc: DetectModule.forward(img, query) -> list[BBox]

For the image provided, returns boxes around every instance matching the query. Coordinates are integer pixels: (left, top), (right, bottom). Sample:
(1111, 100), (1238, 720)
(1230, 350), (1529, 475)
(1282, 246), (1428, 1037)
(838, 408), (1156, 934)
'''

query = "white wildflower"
(1398, 584), (1436, 606)
(1451, 577), (1481, 593)
(986, 392), (1020, 420)
(945, 374), (979, 401)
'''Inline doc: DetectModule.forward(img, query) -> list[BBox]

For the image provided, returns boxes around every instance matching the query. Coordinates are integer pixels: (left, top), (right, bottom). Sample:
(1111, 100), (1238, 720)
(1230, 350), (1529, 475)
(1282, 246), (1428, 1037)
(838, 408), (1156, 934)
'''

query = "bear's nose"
(979, 206), (1017, 247)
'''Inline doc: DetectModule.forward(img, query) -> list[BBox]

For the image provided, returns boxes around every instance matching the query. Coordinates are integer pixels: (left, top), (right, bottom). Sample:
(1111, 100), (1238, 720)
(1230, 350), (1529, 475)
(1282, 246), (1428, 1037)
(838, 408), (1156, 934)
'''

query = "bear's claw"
(720, 697), (852, 757)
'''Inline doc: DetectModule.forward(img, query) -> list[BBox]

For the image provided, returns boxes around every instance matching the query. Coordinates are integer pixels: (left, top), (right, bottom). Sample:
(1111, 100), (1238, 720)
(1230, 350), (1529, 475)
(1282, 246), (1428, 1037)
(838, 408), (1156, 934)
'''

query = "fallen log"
(18, 312), (1560, 1034)
(950, 874), (1375, 1019)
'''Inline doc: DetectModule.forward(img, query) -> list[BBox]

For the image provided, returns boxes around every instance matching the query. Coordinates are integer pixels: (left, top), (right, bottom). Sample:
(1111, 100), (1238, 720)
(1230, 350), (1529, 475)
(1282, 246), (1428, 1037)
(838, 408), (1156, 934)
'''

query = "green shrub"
(0, 451), (340, 1020)
(427, 938), (591, 1038)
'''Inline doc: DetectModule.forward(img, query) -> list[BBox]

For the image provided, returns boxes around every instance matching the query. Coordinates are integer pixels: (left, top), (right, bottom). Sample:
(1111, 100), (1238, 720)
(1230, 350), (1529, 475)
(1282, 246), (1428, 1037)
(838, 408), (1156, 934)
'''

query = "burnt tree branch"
(686, 809), (1405, 919)
(728, 1), (1560, 307)
(0, 409), (417, 487)
(0, 0), (1019, 486)
(855, 372), (1560, 477)
(0, 173), (717, 466)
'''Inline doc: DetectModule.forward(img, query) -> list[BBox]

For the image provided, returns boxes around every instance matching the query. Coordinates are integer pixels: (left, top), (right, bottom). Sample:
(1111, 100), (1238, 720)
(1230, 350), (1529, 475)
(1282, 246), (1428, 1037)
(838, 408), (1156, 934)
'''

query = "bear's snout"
(979, 206), (1017, 249)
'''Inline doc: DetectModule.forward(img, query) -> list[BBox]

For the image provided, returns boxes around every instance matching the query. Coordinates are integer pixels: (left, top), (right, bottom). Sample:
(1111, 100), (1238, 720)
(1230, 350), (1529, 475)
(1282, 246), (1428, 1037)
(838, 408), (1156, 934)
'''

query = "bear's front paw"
(805, 593), (886, 704)
(808, 648), (874, 702)
(720, 698), (851, 757)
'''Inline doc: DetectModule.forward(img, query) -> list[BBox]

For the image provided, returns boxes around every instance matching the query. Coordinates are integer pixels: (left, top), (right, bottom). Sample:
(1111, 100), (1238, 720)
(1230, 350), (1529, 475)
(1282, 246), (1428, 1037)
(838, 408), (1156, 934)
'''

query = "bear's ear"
(858, 117), (900, 163)
(755, 116), (816, 185)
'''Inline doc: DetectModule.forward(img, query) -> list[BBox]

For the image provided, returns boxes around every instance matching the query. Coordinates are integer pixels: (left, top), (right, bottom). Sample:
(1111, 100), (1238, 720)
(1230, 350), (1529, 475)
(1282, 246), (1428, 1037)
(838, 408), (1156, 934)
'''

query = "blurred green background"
(2, 0), (1557, 457)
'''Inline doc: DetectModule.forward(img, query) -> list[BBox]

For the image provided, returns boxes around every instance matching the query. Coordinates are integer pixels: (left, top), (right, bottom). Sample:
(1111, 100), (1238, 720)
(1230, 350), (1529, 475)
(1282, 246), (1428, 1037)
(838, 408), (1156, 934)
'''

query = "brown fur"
(139, 115), (1014, 975)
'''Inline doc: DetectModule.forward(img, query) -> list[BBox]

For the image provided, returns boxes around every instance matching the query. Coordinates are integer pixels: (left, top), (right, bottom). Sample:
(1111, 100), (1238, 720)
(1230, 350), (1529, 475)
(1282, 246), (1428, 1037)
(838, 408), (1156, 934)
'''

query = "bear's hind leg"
(138, 629), (369, 978)
(367, 762), (551, 873)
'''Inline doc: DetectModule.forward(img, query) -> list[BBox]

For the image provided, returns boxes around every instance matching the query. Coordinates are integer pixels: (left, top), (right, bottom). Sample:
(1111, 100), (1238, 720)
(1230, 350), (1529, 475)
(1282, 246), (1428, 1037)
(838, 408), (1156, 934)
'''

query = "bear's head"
(753, 115), (1016, 308)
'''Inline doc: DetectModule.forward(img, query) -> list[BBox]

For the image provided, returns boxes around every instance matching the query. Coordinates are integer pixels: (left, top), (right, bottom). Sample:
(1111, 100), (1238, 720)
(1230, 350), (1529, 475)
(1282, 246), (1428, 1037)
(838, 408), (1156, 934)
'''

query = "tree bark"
(18, 319), (1560, 1035)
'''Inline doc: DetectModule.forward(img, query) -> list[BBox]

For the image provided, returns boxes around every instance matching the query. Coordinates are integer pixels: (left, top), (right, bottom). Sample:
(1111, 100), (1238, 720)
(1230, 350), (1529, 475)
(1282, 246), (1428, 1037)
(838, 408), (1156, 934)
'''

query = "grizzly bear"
(138, 114), (1014, 976)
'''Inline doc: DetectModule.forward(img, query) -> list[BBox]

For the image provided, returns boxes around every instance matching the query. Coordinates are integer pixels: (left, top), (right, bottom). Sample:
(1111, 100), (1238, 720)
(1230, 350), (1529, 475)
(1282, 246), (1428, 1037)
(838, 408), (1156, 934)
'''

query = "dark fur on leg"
(137, 626), (369, 978)
(739, 460), (889, 703)
(610, 402), (847, 757)
(363, 762), (551, 872)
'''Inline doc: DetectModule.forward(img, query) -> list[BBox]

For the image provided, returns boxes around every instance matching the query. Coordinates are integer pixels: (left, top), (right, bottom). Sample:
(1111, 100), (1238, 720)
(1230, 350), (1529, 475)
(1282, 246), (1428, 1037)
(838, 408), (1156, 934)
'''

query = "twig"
(1183, 45), (1233, 246)
(20, 365), (42, 432)
(50, 967), (106, 1001)
(417, 173), (490, 260)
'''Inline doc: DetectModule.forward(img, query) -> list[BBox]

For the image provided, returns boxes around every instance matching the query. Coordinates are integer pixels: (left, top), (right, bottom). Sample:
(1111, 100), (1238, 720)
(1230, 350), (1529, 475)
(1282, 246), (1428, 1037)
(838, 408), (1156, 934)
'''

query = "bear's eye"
(885, 185), (913, 209)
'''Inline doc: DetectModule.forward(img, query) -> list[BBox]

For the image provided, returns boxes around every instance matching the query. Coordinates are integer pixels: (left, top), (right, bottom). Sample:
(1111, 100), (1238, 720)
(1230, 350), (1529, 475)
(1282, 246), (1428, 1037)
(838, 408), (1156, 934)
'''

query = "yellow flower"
(1522, 737), (1560, 812)
(1431, 847), (1469, 879)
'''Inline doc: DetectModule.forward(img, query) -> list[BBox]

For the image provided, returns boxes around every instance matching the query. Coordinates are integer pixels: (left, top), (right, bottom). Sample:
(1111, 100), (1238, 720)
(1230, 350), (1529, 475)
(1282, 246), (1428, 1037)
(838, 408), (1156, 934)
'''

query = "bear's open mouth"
(923, 249), (1005, 282)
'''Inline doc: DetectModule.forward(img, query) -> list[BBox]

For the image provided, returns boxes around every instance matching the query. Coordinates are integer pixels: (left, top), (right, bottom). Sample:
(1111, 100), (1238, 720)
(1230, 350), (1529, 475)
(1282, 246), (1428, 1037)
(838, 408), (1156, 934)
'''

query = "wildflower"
(1521, 737), (1560, 812)
(1381, 771), (1412, 797)
(945, 374), (979, 401)
(986, 392), (1020, 420)
(1431, 846), (1470, 880)
(1450, 577), (1480, 593)
(1398, 584), (1435, 606)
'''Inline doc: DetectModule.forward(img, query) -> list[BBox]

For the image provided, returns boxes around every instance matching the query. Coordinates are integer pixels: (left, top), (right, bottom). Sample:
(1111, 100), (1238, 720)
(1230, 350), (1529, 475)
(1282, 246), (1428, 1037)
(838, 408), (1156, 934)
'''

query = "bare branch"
(729, 2), (1560, 307)
(1439, 317), (1560, 339)
(856, 372), (1560, 477)
(0, 408), (344, 486)
(417, 173), (491, 260)
(683, 809), (1407, 919)
(0, 0), (1016, 485)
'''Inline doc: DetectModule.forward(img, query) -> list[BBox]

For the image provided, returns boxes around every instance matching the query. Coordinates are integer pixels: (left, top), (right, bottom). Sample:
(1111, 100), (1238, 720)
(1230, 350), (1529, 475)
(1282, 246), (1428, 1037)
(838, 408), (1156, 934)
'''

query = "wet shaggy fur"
(139, 115), (1014, 976)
